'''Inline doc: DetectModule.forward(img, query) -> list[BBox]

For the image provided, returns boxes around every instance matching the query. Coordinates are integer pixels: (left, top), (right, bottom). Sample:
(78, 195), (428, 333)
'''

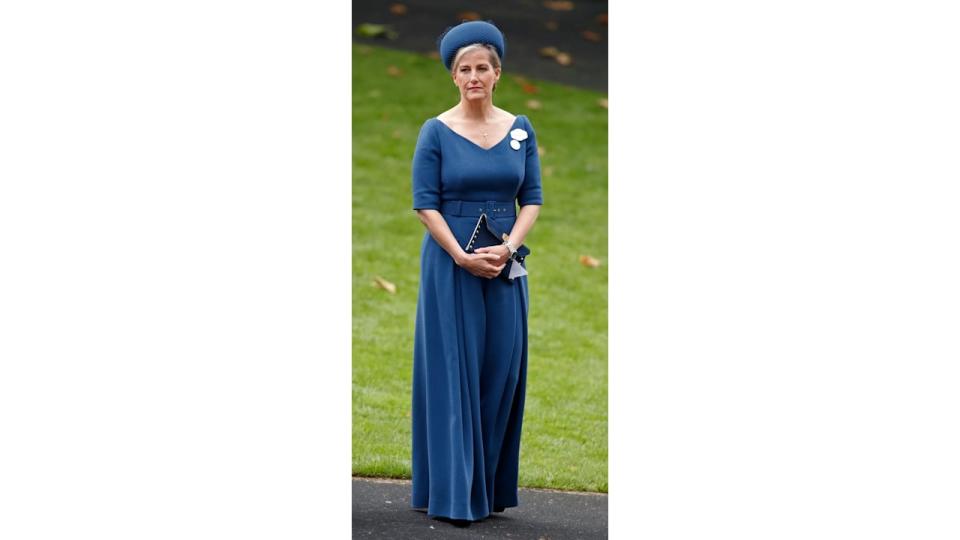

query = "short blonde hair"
(451, 43), (502, 73)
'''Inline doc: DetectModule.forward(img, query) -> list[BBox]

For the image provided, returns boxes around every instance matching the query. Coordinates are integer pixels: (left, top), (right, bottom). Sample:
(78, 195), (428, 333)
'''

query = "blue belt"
(440, 200), (516, 217)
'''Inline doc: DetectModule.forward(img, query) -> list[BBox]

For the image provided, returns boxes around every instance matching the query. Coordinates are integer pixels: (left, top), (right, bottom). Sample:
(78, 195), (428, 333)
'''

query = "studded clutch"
(464, 213), (530, 281)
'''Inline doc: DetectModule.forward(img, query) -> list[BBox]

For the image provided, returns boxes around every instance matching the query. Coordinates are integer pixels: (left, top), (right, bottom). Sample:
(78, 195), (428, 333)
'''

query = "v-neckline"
(435, 115), (521, 151)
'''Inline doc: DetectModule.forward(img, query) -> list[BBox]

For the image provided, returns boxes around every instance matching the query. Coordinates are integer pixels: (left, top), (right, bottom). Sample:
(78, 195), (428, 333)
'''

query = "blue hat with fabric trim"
(438, 20), (506, 71)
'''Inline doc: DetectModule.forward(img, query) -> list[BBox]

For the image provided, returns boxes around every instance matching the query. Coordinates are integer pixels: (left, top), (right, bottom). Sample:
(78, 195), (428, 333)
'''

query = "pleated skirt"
(410, 213), (529, 521)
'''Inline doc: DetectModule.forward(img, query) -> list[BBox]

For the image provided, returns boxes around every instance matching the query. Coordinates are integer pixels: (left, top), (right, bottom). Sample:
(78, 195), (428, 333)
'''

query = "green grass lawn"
(352, 43), (608, 492)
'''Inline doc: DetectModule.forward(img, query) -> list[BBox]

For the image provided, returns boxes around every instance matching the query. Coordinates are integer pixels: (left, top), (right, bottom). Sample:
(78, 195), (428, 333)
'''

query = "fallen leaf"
(386, 65), (403, 77)
(392, 129), (403, 139)
(596, 13), (608, 26)
(425, 50), (440, 59)
(389, 3), (407, 15)
(545, 20), (559, 31)
(581, 30), (602, 42)
(597, 98), (608, 108)
(543, 166), (554, 177)
(525, 99), (542, 110)
(357, 45), (373, 55)
(543, 0), (574, 11)
(537, 145), (546, 157)
(368, 89), (381, 98)
(579, 255), (600, 268)
(355, 23), (398, 40)
(457, 11), (482, 21)
(539, 46), (559, 58)
(555, 52), (572, 66)
(373, 276), (397, 294)
(513, 76), (536, 92)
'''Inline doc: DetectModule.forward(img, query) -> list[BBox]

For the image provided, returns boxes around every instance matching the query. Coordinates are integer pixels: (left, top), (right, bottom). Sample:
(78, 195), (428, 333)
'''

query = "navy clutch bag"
(464, 213), (530, 281)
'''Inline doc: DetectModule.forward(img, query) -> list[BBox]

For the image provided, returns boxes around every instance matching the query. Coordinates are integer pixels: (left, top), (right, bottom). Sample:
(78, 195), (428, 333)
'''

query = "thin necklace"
(460, 109), (492, 144)
(480, 117), (491, 143)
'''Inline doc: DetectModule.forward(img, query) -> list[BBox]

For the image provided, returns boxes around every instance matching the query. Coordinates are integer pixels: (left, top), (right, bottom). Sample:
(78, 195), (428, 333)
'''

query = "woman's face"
(452, 49), (500, 102)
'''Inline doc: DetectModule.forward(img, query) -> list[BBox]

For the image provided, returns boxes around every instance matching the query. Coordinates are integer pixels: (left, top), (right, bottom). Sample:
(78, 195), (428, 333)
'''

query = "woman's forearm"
(506, 204), (541, 247)
(417, 204), (540, 264)
(416, 209), (467, 265)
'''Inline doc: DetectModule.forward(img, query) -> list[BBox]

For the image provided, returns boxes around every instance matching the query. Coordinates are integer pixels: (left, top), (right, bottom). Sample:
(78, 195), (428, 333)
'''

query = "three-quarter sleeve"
(517, 116), (543, 206)
(412, 119), (442, 211)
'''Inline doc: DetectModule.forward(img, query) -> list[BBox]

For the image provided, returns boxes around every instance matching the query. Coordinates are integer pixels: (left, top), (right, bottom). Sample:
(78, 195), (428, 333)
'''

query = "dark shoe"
(493, 506), (506, 512)
(433, 516), (471, 528)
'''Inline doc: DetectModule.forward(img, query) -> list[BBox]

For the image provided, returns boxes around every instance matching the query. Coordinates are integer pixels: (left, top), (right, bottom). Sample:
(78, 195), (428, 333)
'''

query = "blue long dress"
(410, 114), (543, 521)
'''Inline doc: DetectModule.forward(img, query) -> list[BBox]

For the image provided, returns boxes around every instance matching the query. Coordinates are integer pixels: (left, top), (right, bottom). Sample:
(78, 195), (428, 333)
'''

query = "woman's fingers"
(462, 253), (506, 278)
(485, 263), (505, 279)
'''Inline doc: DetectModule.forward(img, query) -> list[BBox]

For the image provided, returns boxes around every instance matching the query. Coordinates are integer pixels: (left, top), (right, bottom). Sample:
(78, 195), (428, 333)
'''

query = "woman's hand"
(456, 251), (506, 279)
(473, 244), (511, 266)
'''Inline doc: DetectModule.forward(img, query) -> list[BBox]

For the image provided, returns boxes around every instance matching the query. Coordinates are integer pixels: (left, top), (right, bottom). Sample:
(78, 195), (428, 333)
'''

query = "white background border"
(2, 1), (958, 538)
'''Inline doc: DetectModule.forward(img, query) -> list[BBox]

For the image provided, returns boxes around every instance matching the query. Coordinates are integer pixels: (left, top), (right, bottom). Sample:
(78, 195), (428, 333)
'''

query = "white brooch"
(509, 128), (528, 150)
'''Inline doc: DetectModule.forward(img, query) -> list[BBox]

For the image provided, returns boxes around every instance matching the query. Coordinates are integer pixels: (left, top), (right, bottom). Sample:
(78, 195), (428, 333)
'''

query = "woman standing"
(410, 21), (543, 524)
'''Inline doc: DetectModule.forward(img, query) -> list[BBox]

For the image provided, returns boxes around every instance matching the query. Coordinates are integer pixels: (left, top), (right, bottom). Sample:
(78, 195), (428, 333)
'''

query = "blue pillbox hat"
(438, 20), (506, 71)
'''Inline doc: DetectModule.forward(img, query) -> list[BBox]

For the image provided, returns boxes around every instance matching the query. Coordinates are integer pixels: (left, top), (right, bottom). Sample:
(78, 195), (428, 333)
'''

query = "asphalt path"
(353, 0), (608, 92)
(353, 477), (608, 539)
